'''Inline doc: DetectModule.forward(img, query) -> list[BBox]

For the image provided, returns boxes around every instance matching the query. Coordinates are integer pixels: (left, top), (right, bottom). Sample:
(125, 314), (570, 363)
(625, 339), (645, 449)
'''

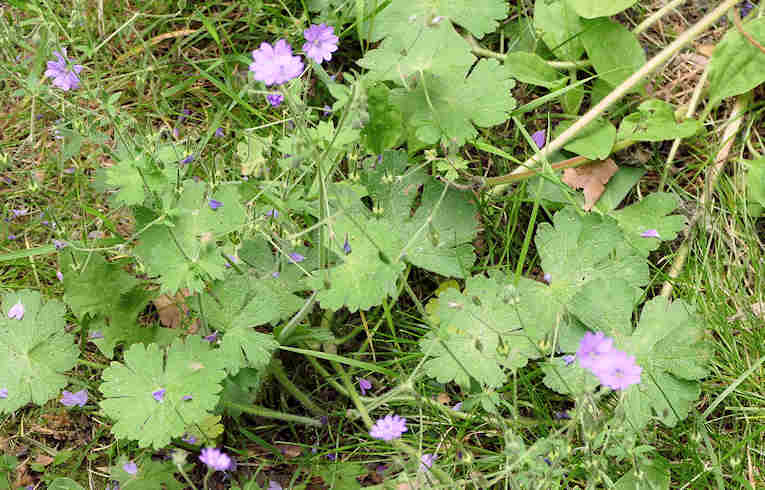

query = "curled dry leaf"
(436, 392), (451, 405)
(562, 158), (619, 211)
(153, 288), (194, 329)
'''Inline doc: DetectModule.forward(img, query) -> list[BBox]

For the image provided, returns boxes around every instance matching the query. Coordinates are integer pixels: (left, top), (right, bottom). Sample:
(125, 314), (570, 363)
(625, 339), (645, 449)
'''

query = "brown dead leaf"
(436, 393), (451, 405)
(34, 454), (54, 466)
(562, 158), (619, 211)
(697, 44), (715, 58)
(153, 289), (193, 329)
(277, 444), (303, 458)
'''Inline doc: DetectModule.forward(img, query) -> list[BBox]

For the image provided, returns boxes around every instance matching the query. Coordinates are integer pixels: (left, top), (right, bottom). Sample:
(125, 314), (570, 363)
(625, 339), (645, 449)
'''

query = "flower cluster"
(575, 332), (642, 390)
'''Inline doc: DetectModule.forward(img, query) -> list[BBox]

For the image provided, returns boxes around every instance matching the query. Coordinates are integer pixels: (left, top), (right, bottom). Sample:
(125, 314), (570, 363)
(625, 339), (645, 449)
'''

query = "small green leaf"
(318, 462), (366, 490)
(553, 118), (616, 160)
(0, 291), (78, 414)
(48, 479), (85, 490)
(708, 18), (765, 106)
(534, 0), (584, 62)
(99, 337), (227, 448)
(581, 18), (646, 89)
(745, 158), (765, 209)
(361, 84), (402, 153)
(566, 0), (638, 19)
(611, 192), (686, 256)
(111, 457), (185, 490)
(504, 52), (565, 89)
(614, 457), (670, 490)
(617, 100), (701, 142)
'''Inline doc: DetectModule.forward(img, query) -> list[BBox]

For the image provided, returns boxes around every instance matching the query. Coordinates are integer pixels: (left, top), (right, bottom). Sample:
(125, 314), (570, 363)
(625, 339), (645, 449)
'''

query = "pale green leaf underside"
(99, 336), (227, 448)
(0, 290), (78, 414)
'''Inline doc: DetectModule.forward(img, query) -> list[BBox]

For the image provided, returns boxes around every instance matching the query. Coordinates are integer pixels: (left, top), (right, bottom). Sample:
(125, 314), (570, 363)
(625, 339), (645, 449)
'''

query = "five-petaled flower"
(199, 447), (232, 471)
(152, 388), (166, 402)
(573, 332), (642, 390)
(250, 39), (304, 86)
(44, 48), (84, 91)
(531, 129), (546, 149)
(370, 414), (407, 441)
(7, 301), (24, 320)
(420, 453), (437, 472)
(303, 24), (339, 64)
(123, 461), (138, 475)
(60, 389), (88, 407)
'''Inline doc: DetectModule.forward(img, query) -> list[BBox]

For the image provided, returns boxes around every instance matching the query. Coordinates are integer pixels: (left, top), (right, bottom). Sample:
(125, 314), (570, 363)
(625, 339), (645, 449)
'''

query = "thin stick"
(634, 0), (688, 35)
(490, 0), (741, 194)
(660, 96), (748, 297)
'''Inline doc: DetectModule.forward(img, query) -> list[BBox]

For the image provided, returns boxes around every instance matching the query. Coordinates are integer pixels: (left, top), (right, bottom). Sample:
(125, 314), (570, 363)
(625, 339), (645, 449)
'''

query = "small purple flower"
(52, 239), (67, 250)
(531, 129), (546, 149)
(320, 415), (329, 425)
(358, 377), (371, 395)
(343, 237), (352, 255)
(44, 48), (84, 91)
(123, 461), (138, 475)
(56, 270), (64, 282)
(63, 167), (76, 174)
(543, 273), (552, 284)
(8, 234), (18, 240)
(0, 388), (8, 399)
(214, 127), (225, 138)
(60, 389), (88, 407)
(7, 301), (24, 320)
(178, 109), (191, 123)
(420, 453), (437, 471)
(563, 354), (575, 366)
(452, 402), (463, 411)
(271, 271), (280, 278)
(741, 1), (754, 17)
(370, 414), (407, 441)
(269, 481), (283, 490)
(594, 349), (642, 390)
(267, 93), (284, 107)
(554, 410), (571, 420)
(173, 127), (180, 139)
(183, 434), (197, 444)
(288, 252), (305, 263)
(303, 24), (339, 64)
(180, 154), (194, 165)
(199, 447), (232, 471)
(575, 332), (614, 371)
(182, 395), (193, 401)
(89, 330), (104, 340)
(152, 388), (166, 402)
(208, 199), (223, 210)
(224, 255), (238, 268)
(250, 39), (304, 86)
(266, 209), (279, 218)
(640, 229), (660, 239)
(11, 208), (27, 218)
(326, 453), (337, 461)
(322, 105), (332, 116)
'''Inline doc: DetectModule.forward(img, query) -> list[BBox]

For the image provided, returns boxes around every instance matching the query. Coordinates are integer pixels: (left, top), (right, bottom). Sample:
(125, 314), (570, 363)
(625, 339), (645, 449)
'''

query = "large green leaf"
(534, 0), (584, 62)
(581, 18), (645, 89)
(99, 336), (227, 448)
(553, 118), (616, 160)
(565, 0), (638, 19)
(0, 290), (78, 414)
(504, 52), (565, 89)
(708, 17), (765, 106)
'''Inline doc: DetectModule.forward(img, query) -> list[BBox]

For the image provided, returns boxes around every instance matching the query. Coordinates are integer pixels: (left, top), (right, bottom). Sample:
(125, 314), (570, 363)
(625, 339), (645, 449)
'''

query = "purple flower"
(575, 332), (614, 371)
(208, 199), (223, 210)
(11, 208), (27, 218)
(452, 402), (463, 411)
(288, 252), (305, 263)
(123, 461), (138, 475)
(63, 167), (76, 174)
(531, 129), (546, 149)
(214, 127), (225, 138)
(199, 447), (232, 471)
(44, 48), (84, 91)
(60, 389), (88, 407)
(0, 388), (8, 399)
(55, 270), (63, 282)
(543, 273), (552, 284)
(343, 237), (352, 255)
(370, 414), (407, 441)
(178, 109), (191, 123)
(640, 229), (660, 239)
(267, 93), (284, 107)
(250, 39), (304, 86)
(7, 234), (18, 241)
(554, 410), (570, 420)
(420, 453), (437, 471)
(89, 330), (104, 340)
(563, 354), (575, 366)
(358, 377), (371, 395)
(182, 395), (193, 401)
(271, 271), (280, 278)
(593, 349), (642, 390)
(268, 481), (283, 490)
(152, 388), (166, 402)
(52, 239), (67, 250)
(322, 105), (332, 116)
(302, 24), (339, 64)
(266, 209), (279, 218)
(182, 434), (197, 444)
(180, 154), (194, 165)
(7, 301), (24, 320)
(203, 331), (218, 342)
(741, 1), (754, 17)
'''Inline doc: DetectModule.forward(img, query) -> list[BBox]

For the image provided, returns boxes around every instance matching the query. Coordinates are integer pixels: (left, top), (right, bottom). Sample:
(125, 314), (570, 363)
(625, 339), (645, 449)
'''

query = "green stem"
(276, 291), (317, 344)
(176, 462), (199, 490)
(77, 358), (109, 369)
(464, 34), (591, 69)
(270, 359), (324, 417)
(219, 400), (323, 427)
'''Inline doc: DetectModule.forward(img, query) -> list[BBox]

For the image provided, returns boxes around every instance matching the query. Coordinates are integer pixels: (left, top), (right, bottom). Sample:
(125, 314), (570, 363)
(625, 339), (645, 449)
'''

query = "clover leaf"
(0, 290), (78, 414)
(133, 181), (247, 293)
(99, 336), (227, 448)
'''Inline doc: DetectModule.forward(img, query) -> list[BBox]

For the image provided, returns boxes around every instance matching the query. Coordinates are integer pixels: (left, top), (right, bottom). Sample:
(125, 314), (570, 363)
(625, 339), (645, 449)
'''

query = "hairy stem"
(270, 358), (324, 416)
(219, 400), (323, 427)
